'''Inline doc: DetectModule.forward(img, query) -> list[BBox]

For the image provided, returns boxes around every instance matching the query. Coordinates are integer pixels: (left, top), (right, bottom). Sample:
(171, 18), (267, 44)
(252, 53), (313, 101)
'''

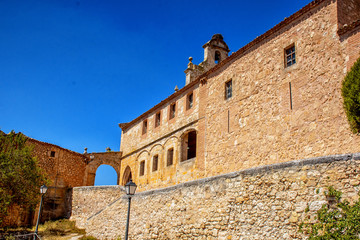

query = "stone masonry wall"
(116, 0), (360, 193)
(119, 83), (204, 189)
(342, 25), (360, 69)
(337, 0), (360, 28)
(203, 0), (360, 177)
(29, 139), (87, 222)
(2, 138), (87, 227)
(29, 139), (87, 188)
(120, 84), (200, 157)
(71, 185), (124, 225)
(71, 153), (360, 240)
(120, 121), (201, 191)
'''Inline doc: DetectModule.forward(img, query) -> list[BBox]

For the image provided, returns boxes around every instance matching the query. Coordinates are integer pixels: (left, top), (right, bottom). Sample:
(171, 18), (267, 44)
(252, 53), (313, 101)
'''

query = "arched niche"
(163, 136), (179, 167)
(122, 166), (132, 186)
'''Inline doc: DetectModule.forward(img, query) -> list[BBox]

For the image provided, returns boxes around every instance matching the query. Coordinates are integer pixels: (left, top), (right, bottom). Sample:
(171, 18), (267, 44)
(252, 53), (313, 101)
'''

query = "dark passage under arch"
(122, 166), (132, 185)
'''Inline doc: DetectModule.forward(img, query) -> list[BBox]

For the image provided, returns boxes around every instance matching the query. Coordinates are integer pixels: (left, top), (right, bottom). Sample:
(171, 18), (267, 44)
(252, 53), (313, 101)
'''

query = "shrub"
(0, 131), (48, 224)
(300, 186), (360, 239)
(342, 57), (360, 133)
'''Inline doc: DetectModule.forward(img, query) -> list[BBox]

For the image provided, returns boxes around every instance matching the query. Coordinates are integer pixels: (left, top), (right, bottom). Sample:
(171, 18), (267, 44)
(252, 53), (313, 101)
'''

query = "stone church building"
(116, 0), (360, 192)
(4, 0), (360, 228)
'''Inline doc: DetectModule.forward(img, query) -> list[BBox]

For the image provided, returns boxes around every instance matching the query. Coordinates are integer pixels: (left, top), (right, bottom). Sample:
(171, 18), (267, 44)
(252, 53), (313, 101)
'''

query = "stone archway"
(122, 166), (132, 186)
(84, 152), (122, 186)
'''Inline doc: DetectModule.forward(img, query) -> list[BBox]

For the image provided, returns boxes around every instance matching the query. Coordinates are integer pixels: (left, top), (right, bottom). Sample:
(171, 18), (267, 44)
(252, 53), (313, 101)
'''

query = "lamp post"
(34, 184), (47, 240)
(124, 180), (137, 240)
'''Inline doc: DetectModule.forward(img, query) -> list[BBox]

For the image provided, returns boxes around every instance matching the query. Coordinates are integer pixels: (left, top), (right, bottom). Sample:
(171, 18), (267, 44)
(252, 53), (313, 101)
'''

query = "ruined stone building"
(116, 0), (360, 192)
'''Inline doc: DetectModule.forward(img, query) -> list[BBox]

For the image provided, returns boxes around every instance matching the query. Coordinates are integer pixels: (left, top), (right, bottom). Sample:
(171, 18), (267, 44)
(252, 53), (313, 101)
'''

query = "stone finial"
(106, 147), (111, 152)
(174, 85), (179, 92)
(187, 57), (194, 69)
(84, 147), (88, 154)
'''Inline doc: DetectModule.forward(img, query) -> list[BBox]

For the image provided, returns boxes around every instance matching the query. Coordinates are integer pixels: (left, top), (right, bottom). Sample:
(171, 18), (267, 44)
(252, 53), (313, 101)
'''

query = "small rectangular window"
(152, 155), (158, 172)
(169, 103), (176, 119)
(187, 93), (193, 110)
(139, 160), (145, 176)
(225, 80), (232, 100)
(167, 148), (174, 166)
(285, 44), (296, 68)
(50, 151), (55, 157)
(142, 120), (148, 135)
(155, 112), (161, 128)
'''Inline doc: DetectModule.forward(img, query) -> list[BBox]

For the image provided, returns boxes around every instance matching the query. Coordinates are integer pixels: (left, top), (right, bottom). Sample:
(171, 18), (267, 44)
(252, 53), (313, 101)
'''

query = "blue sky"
(0, 0), (313, 185)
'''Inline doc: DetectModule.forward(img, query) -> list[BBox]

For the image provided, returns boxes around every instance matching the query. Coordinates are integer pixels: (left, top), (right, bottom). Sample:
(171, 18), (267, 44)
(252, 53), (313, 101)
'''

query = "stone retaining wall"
(71, 153), (360, 239)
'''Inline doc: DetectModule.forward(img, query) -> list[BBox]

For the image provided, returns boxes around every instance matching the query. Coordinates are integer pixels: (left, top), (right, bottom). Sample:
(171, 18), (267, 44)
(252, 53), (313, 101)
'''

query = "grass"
(0, 227), (32, 240)
(78, 236), (98, 240)
(0, 219), (95, 240)
(38, 219), (86, 236)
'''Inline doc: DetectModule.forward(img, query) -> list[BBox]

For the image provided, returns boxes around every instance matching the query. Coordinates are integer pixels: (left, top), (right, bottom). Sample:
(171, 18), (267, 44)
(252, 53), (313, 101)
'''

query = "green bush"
(0, 131), (49, 224)
(300, 187), (360, 239)
(342, 57), (360, 133)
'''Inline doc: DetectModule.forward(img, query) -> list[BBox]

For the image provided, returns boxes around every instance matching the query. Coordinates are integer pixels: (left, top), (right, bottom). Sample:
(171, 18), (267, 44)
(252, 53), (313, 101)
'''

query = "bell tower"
(184, 34), (230, 85)
(202, 34), (230, 69)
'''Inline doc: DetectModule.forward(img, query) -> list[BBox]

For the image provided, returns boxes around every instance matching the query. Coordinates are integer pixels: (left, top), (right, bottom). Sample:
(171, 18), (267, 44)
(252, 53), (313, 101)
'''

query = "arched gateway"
(84, 152), (121, 186)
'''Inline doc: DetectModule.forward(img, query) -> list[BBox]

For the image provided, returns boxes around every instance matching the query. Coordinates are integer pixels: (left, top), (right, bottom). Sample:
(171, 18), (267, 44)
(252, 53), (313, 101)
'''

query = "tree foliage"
(0, 131), (48, 224)
(342, 57), (360, 134)
(300, 187), (360, 239)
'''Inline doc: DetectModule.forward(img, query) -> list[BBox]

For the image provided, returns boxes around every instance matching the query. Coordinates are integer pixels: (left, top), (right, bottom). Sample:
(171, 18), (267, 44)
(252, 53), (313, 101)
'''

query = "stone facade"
(337, 0), (360, 28)
(339, 19), (360, 68)
(119, 82), (203, 190)
(2, 134), (125, 227)
(2, 136), (88, 227)
(71, 153), (360, 240)
(28, 138), (88, 222)
(28, 138), (88, 223)
(117, 0), (360, 192)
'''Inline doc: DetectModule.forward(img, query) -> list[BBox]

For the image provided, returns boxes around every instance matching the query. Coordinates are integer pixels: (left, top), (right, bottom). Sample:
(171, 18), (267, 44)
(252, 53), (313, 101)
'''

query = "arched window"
(181, 130), (197, 161)
(215, 51), (221, 64)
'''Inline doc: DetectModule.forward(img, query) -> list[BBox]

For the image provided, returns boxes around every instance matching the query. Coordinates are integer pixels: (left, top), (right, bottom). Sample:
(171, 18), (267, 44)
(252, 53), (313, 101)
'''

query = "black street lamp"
(124, 180), (137, 240)
(34, 184), (47, 240)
